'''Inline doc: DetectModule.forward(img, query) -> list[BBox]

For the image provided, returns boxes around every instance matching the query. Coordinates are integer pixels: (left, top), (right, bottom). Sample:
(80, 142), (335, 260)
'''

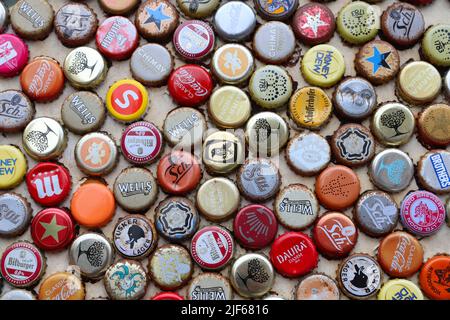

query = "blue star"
(365, 47), (391, 74)
(144, 4), (171, 30)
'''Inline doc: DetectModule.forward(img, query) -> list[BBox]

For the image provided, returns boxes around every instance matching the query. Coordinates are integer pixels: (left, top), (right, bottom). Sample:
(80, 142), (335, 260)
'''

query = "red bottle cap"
(121, 121), (163, 165)
(26, 162), (71, 207)
(173, 20), (215, 61)
(292, 3), (335, 45)
(168, 64), (213, 107)
(31, 208), (75, 251)
(270, 231), (318, 278)
(233, 204), (278, 250)
(0, 34), (29, 77)
(96, 16), (139, 60)
(151, 292), (184, 300)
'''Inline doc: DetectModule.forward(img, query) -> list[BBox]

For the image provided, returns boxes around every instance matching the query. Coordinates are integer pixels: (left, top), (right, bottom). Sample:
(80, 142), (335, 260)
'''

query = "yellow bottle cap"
(378, 279), (423, 300)
(421, 24), (450, 67)
(289, 87), (332, 129)
(208, 86), (251, 128)
(337, 1), (379, 45)
(106, 79), (148, 122)
(0, 145), (27, 189)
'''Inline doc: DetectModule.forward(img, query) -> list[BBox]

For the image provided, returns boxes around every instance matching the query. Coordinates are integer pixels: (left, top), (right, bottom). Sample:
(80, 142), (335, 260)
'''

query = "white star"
(301, 11), (329, 38)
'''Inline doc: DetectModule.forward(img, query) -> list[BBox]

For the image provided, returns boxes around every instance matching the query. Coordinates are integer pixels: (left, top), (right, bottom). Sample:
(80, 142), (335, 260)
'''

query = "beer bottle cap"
(202, 131), (244, 174)
(0, 90), (34, 133)
(417, 104), (450, 147)
(98, 0), (140, 15)
(211, 44), (254, 85)
(421, 24), (450, 67)
(0, 145), (27, 190)
(173, 20), (215, 61)
(378, 279), (423, 300)
(106, 79), (148, 122)
(213, 1), (256, 42)
(301, 45), (345, 87)
(295, 273), (340, 300)
(0, 1), (7, 34)
(253, 22), (296, 65)
(38, 272), (84, 300)
(163, 107), (206, 147)
(289, 87), (332, 129)
(255, 0), (298, 21)
(419, 255), (450, 300)
(151, 292), (184, 300)
(417, 150), (450, 194)
(187, 273), (233, 300)
(208, 86), (251, 129)
(292, 3), (335, 45)
(0, 34), (29, 77)
(104, 260), (147, 300)
(135, 0), (179, 42)
(0, 192), (32, 237)
(177, 0), (220, 18)
(10, 0), (54, 40)
(0, 289), (36, 300)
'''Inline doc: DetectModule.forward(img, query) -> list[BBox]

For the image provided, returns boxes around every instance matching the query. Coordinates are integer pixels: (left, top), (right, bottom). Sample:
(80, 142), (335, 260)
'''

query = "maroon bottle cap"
(151, 292), (184, 300)
(121, 121), (163, 165)
(173, 20), (215, 61)
(26, 162), (71, 207)
(168, 64), (213, 107)
(292, 3), (335, 46)
(0, 34), (29, 77)
(403, 0), (433, 6)
(233, 204), (278, 250)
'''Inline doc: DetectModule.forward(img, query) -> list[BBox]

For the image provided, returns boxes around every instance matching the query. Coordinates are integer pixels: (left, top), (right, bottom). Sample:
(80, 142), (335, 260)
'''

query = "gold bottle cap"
(202, 131), (244, 174)
(187, 273), (233, 300)
(208, 86), (251, 128)
(211, 44), (254, 85)
(63, 47), (108, 90)
(196, 177), (240, 221)
(418, 104), (450, 147)
(289, 87), (332, 130)
(23, 117), (67, 160)
(397, 61), (442, 105)
(38, 272), (85, 300)
(371, 102), (415, 146)
(245, 112), (289, 156)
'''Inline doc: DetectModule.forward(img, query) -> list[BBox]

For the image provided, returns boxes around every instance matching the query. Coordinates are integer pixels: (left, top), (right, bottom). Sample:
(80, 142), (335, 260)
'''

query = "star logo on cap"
(365, 47), (391, 74)
(301, 11), (329, 37)
(144, 4), (171, 30)
(39, 215), (67, 242)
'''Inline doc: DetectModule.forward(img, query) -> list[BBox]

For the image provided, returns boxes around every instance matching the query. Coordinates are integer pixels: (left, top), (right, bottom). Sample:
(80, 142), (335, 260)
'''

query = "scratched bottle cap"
(396, 61), (441, 106)
(0, 241), (46, 288)
(75, 132), (118, 176)
(208, 86), (251, 129)
(274, 184), (319, 230)
(10, 0), (54, 40)
(417, 150), (450, 194)
(233, 204), (278, 250)
(106, 79), (149, 122)
(301, 45), (345, 88)
(289, 87), (332, 129)
(371, 102), (415, 147)
(417, 104), (450, 147)
(154, 197), (199, 242)
(230, 253), (274, 298)
(255, 0), (298, 21)
(211, 44), (254, 85)
(173, 20), (215, 61)
(26, 162), (71, 206)
(23, 117), (67, 160)
(61, 91), (105, 135)
(421, 24), (450, 67)
(38, 272), (85, 300)
(121, 121), (163, 165)
(270, 231), (318, 278)
(330, 123), (375, 167)
(135, 0), (179, 42)
(202, 131), (244, 175)
(0, 90), (34, 133)
(237, 158), (281, 202)
(104, 260), (147, 300)
(419, 255), (450, 300)
(69, 233), (114, 280)
(98, 0), (140, 15)
(0, 34), (29, 77)
(285, 132), (330, 176)
(163, 107), (207, 147)
(196, 177), (240, 221)
(0, 289), (36, 300)
(113, 167), (158, 213)
(187, 273), (233, 300)
(0, 1), (8, 33)
(253, 22), (296, 65)
(369, 149), (414, 193)
(0, 192), (32, 238)
(400, 190), (446, 236)
(0, 145), (27, 190)
(190, 225), (234, 270)
(213, 1), (257, 42)
(63, 47), (108, 90)
(151, 292), (184, 300)
(149, 244), (193, 290)
(291, 3), (335, 45)
(295, 273), (340, 300)
(378, 279), (423, 300)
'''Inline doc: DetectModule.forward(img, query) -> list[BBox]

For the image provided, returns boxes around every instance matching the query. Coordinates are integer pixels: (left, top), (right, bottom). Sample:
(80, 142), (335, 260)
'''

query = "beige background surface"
(0, 0), (449, 300)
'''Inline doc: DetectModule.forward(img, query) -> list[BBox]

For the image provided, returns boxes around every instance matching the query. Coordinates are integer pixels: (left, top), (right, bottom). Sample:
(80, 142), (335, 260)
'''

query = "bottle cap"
(419, 255), (450, 300)
(113, 167), (158, 213)
(135, 0), (179, 42)
(445, 70), (450, 101)
(1, 241), (46, 288)
(0, 145), (27, 190)
(211, 44), (254, 85)
(154, 197), (199, 242)
(151, 292), (184, 300)
(38, 272), (84, 300)
(417, 150), (450, 194)
(63, 47), (108, 90)
(173, 20), (215, 61)
(187, 273), (233, 300)
(70, 180), (115, 228)
(417, 104), (450, 147)
(20, 57), (65, 102)
(353, 190), (398, 237)
(400, 190), (446, 236)
(0, 90), (34, 133)
(337, 253), (382, 300)
(148, 244), (193, 290)
(104, 260), (147, 300)
(421, 24), (450, 67)
(10, 0), (54, 40)
(301, 45), (345, 87)
(253, 22), (296, 64)
(69, 233), (114, 280)
(196, 177), (240, 221)
(208, 86), (251, 128)
(23, 117), (67, 160)
(230, 253), (274, 298)
(202, 131), (244, 174)
(295, 273), (340, 300)
(1, 289), (36, 300)
(0, 34), (29, 77)
(378, 279), (423, 300)
(96, 16), (138, 60)
(213, 1), (256, 42)
(0, 192), (32, 237)
(75, 132), (118, 176)
(270, 231), (318, 277)
(315, 165), (361, 211)
(106, 79), (148, 122)
(377, 231), (423, 277)
(113, 214), (158, 259)
(274, 184), (319, 230)
(177, 0), (219, 18)
(0, 1), (8, 33)
(330, 123), (375, 167)
(98, 0), (139, 15)
(26, 162), (71, 206)
(289, 87), (332, 129)
(163, 107), (206, 147)
(291, 3), (335, 45)
(255, 0), (298, 20)
(168, 64), (213, 107)
(369, 149), (414, 193)
(120, 121), (163, 165)
(54, 3), (98, 47)
(190, 225), (234, 270)
(285, 132), (330, 176)
(61, 91), (105, 134)
(403, 0), (433, 6)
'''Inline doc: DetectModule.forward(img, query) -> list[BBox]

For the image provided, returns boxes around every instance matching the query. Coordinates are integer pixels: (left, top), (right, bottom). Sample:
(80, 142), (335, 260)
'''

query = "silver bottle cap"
(0, 289), (36, 300)
(213, 1), (256, 42)
(0, 1), (8, 33)
(187, 273), (233, 300)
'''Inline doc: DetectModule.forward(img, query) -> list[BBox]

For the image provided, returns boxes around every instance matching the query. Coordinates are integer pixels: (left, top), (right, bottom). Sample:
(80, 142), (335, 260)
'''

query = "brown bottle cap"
(135, 0), (179, 42)
(98, 0), (140, 15)
(417, 103), (450, 147)
(296, 273), (340, 300)
(0, 90), (35, 133)
(10, 0), (54, 40)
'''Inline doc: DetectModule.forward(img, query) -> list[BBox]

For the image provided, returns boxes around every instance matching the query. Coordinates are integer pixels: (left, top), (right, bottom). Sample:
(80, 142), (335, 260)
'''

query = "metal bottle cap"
(211, 44), (254, 85)
(0, 192), (32, 237)
(104, 260), (147, 300)
(0, 289), (36, 300)
(38, 272), (85, 300)
(213, 1), (256, 42)
(296, 273), (340, 300)
(163, 107), (207, 147)
(202, 131), (244, 174)
(208, 86), (251, 128)
(253, 22), (296, 64)
(378, 279), (423, 300)
(0, 1), (8, 33)
(445, 70), (450, 101)
(187, 273), (233, 300)
(64, 47), (108, 89)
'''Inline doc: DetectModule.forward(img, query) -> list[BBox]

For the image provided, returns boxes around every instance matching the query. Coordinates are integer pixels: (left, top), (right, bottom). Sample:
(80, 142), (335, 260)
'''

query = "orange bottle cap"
(419, 255), (450, 300)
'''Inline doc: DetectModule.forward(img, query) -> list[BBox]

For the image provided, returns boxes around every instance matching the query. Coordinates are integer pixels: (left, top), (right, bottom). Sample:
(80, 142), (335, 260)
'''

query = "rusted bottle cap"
(0, 90), (34, 133)
(291, 3), (335, 45)
(135, 0), (179, 42)
(295, 273), (340, 300)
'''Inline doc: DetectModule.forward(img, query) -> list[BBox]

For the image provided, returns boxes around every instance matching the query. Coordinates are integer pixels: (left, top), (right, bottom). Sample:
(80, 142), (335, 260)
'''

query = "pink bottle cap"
(0, 34), (29, 77)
